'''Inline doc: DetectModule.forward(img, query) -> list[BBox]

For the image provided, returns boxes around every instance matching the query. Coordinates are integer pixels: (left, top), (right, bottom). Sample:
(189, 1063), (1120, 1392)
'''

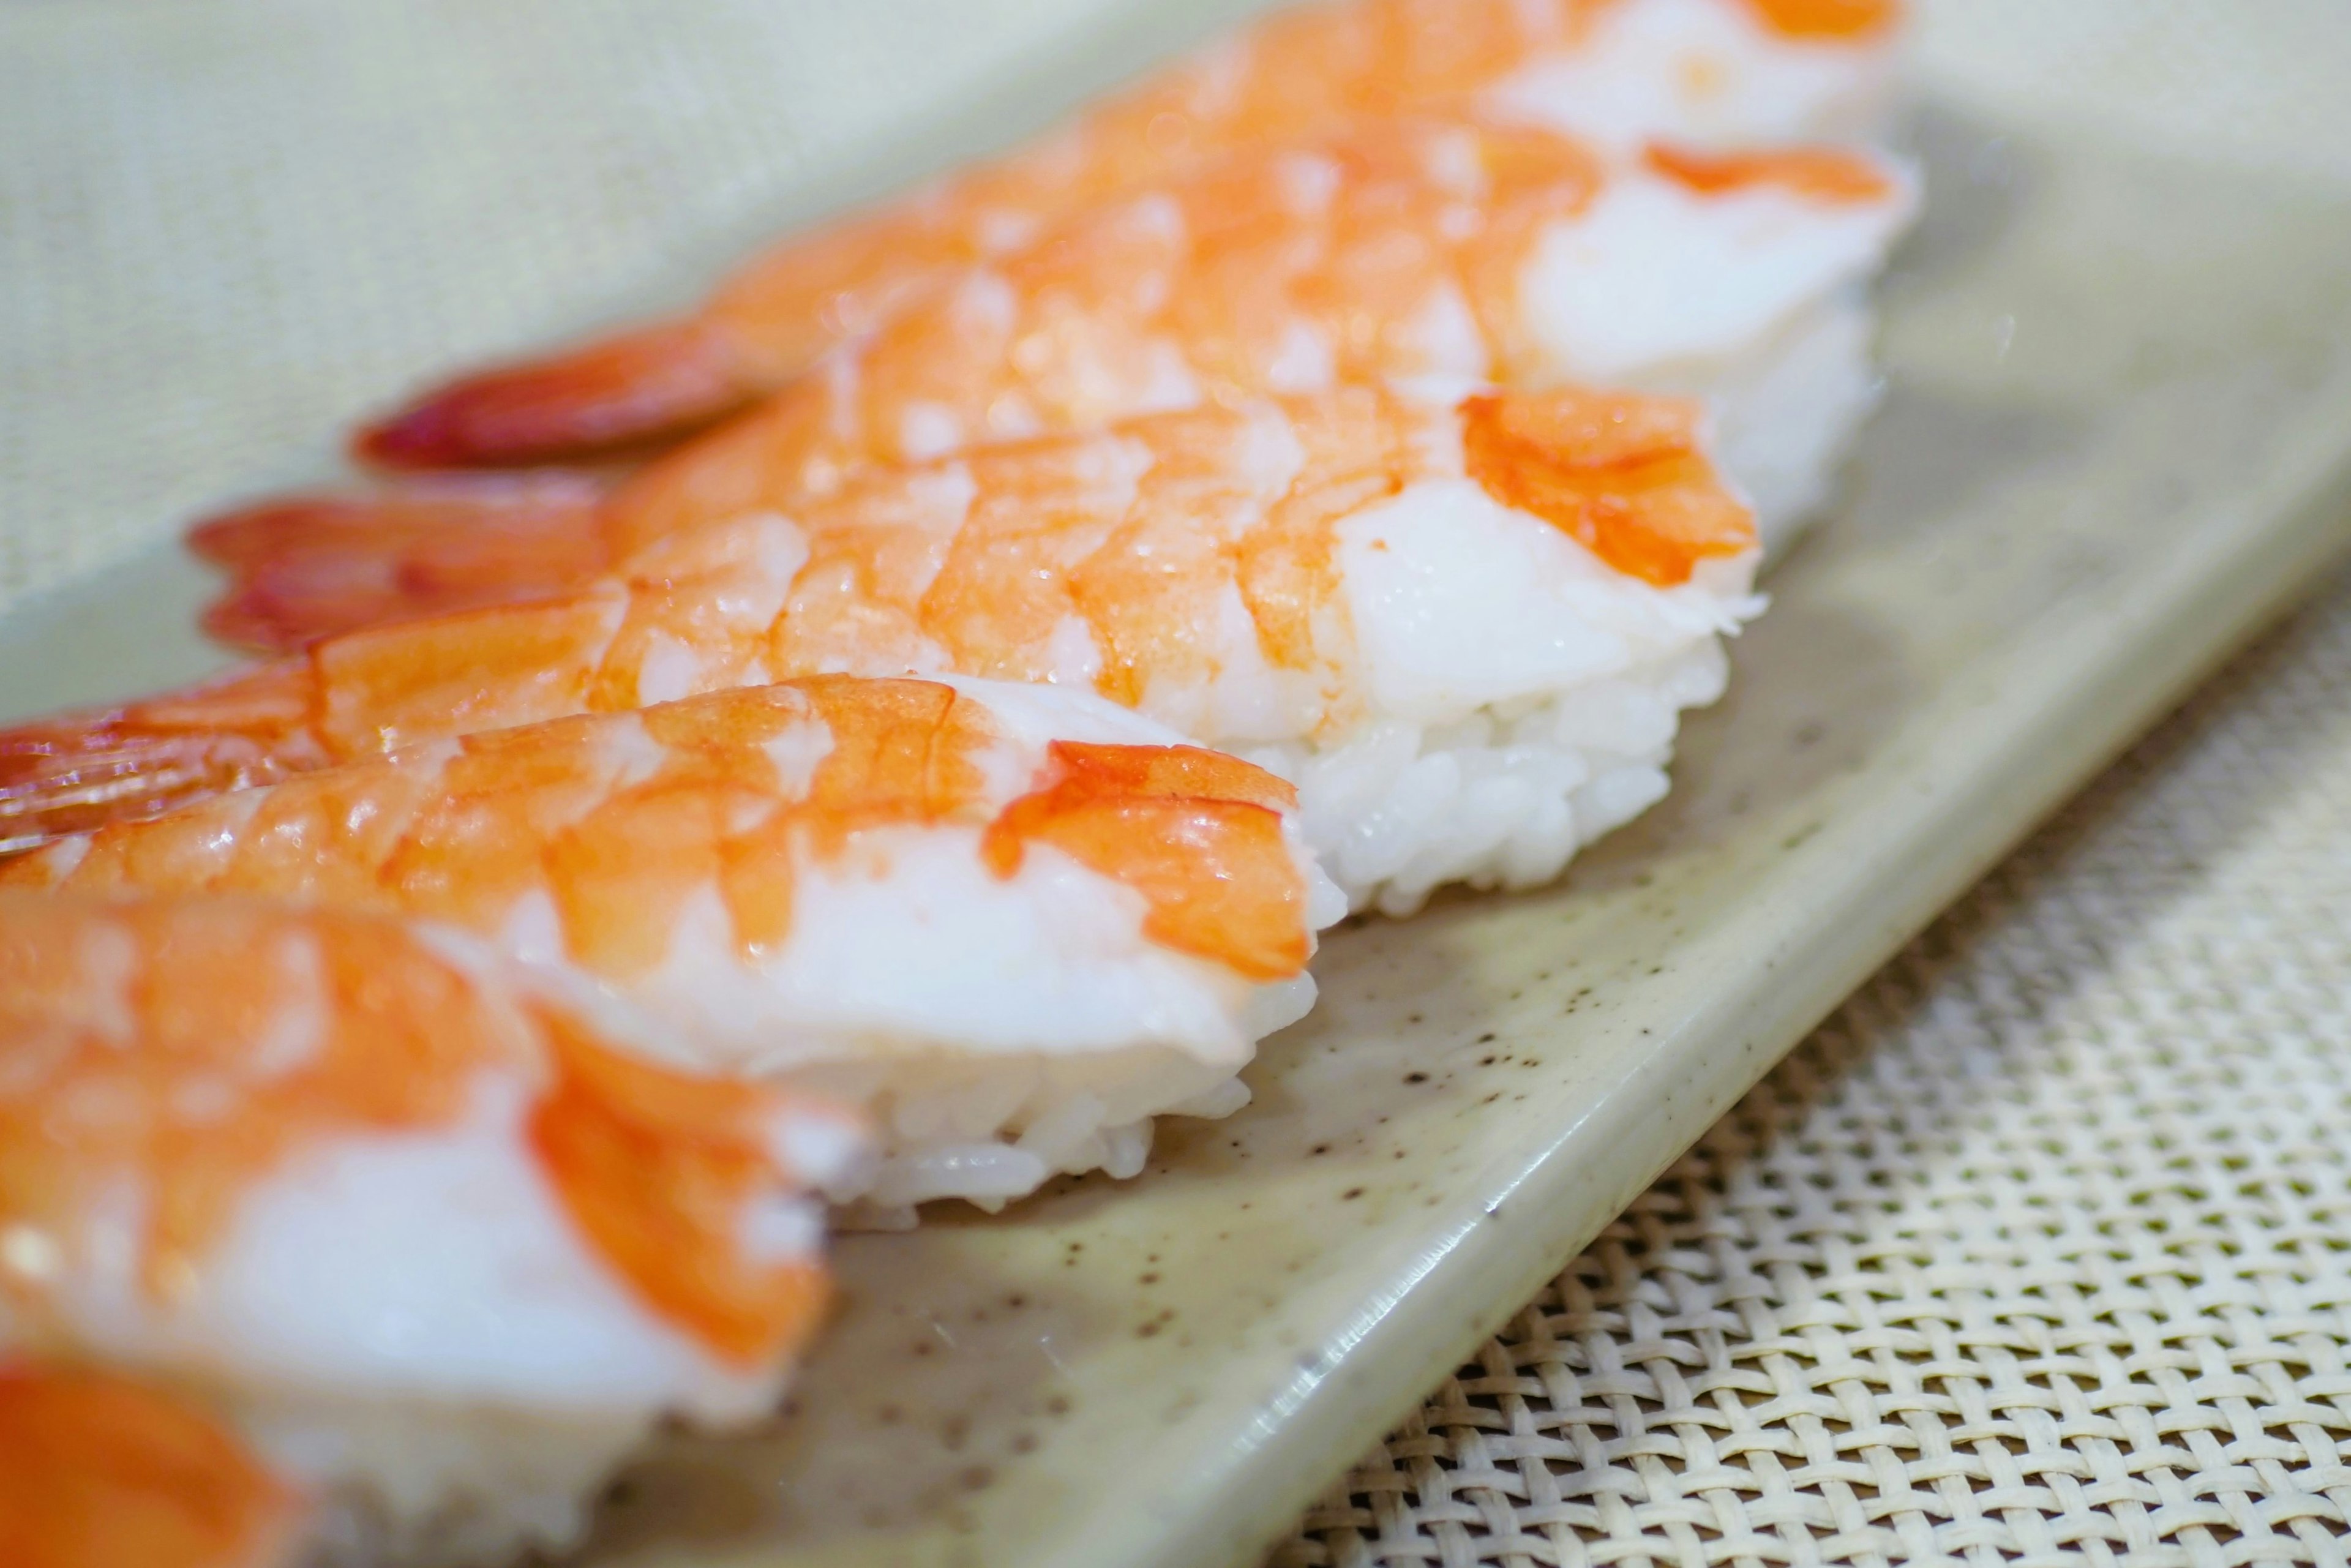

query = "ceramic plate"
(6, 7), (2351, 1567)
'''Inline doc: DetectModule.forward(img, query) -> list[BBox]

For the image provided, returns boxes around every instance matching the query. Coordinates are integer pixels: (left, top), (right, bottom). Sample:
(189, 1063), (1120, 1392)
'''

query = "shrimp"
(4, 676), (1326, 1214)
(351, 0), (1899, 468)
(8, 384), (1758, 912)
(203, 121), (1906, 650)
(0, 887), (861, 1562)
(186, 474), (609, 650)
(0, 1360), (299, 1568)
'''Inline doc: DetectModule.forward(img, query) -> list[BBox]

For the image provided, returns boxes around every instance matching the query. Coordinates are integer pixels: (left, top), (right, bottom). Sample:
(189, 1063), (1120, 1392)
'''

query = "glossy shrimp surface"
(353, 0), (1897, 468)
(593, 118), (1610, 560)
(7, 679), (1311, 987)
(0, 891), (852, 1373)
(0, 1360), (299, 1568)
(202, 121), (1895, 650)
(212, 114), (1610, 648)
(3, 387), (1749, 850)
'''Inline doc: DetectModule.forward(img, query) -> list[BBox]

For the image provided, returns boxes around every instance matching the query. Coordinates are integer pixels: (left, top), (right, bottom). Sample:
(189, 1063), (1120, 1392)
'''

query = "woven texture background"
(9, 3), (2351, 1566)
(0, 0), (1176, 610)
(8, 0), (2350, 618)
(1277, 584), (2351, 1565)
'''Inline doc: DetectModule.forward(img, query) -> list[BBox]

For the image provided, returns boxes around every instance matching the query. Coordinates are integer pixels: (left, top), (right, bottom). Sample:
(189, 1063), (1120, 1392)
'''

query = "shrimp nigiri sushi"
(4, 386), (1755, 916)
(355, 0), (1902, 469)
(203, 116), (1913, 649)
(4, 677), (1339, 1218)
(0, 890), (863, 1566)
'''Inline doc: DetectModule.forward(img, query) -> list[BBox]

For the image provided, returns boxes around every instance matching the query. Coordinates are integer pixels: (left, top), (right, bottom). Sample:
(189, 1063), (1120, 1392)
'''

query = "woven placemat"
(1277, 577), (2351, 1565)
(9, 4), (2351, 1566)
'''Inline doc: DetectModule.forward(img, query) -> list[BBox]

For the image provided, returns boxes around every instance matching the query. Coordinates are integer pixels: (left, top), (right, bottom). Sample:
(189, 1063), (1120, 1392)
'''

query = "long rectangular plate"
(6, 10), (2351, 1568)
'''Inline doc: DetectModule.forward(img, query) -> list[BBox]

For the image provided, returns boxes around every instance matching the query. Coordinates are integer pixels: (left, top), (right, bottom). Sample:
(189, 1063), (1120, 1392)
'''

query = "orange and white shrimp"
(353, 0), (1900, 468)
(7, 677), (1335, 1217)
(1, 1360), (299, 1568)
(10, 386), (1757, 913)
(206, 119), (1909, 650)
(186, 473), (610, 650)
(0, 889), (862, 1565)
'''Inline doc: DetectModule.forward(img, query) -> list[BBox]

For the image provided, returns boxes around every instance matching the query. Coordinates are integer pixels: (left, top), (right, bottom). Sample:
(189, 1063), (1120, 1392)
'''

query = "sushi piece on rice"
(201, 118), (1914, 648)
(0, 891), (864, 1566)
(350, 0), (1905, 470)
(6, 677), (1340, 1220)
(0, 386), (1759, 918)
(585, 127), (1910, 558)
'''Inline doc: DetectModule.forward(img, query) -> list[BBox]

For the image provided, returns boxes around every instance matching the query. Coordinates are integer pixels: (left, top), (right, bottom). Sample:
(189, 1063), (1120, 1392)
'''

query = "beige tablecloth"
(1280, 585), (2351, 1562)
(9, 3), (2351, 1564)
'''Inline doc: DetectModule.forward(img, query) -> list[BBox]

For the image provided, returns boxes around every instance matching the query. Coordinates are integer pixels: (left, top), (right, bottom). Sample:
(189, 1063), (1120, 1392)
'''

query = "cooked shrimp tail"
(0, 662), (329, 852)
(353, 318), (760, 470)
(190, 476), (613, 651)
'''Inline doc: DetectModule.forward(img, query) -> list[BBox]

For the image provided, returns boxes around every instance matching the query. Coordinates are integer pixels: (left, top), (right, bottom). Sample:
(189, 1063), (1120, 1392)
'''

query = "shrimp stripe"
(4, 680), (1313, 985)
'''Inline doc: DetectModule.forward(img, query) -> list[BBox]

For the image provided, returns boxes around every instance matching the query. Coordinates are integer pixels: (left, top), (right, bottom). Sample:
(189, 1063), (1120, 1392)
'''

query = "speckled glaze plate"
(8, 9), (2351, 1568)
